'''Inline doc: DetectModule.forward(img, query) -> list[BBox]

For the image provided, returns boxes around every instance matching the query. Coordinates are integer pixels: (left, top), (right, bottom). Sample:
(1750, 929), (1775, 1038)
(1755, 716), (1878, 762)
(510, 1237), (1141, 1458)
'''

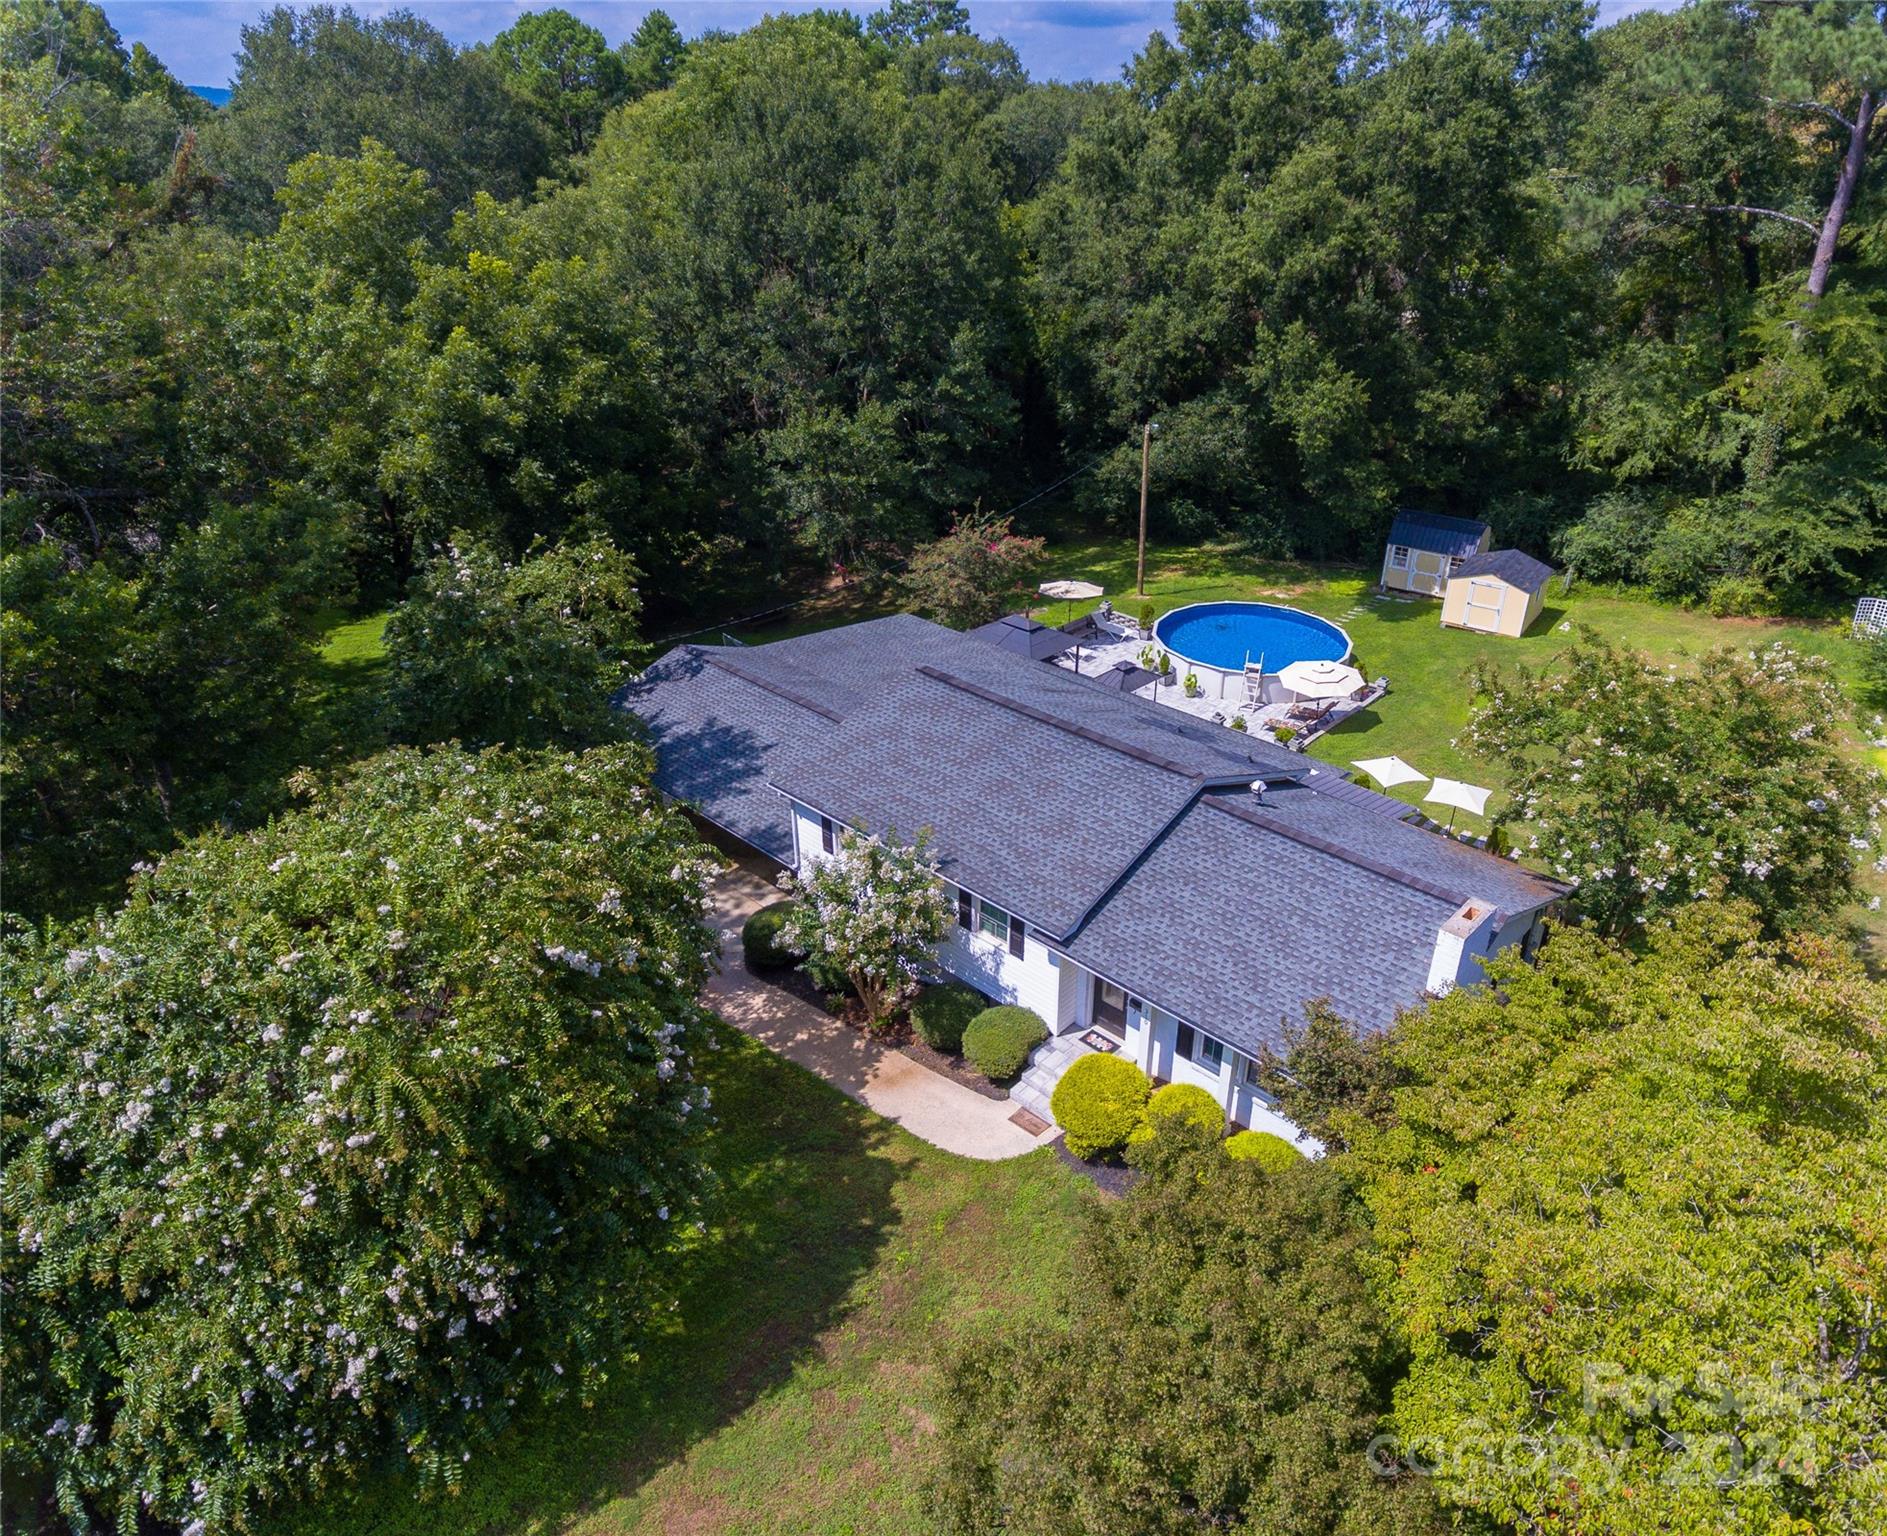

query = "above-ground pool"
(1154, 601), (1350, 677)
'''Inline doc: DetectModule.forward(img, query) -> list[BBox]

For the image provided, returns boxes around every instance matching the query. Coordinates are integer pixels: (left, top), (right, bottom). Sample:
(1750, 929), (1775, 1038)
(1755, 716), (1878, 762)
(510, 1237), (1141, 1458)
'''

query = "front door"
(1092, 978), (1128, 1039)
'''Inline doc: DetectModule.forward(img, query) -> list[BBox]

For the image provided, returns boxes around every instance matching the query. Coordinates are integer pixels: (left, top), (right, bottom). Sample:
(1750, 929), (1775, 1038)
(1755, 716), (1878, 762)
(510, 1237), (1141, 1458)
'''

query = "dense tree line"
(6, 0), (1886, 915)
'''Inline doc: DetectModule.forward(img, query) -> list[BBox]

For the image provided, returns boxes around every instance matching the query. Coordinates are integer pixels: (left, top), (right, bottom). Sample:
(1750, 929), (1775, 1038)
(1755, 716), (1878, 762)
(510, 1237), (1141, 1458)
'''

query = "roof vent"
(1248, 779), (1266, 802)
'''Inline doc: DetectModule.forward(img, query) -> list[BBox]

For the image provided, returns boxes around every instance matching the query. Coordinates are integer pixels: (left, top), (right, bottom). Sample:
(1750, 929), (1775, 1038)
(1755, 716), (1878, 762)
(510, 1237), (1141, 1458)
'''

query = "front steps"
(1008, 1031), (1096, 1126)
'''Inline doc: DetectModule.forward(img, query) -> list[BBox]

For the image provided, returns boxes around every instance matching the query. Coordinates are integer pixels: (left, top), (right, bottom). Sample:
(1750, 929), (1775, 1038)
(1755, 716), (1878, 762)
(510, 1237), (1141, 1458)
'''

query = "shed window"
(819, 815), (837, 855)
(1387, 544), (1411, 571)
(977, 899), (1011, 945)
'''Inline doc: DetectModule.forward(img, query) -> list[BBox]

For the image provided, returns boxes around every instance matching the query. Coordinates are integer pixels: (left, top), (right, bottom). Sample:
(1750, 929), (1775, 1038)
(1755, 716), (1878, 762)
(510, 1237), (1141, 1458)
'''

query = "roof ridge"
(703, 653), (844, 724)
(1202, 792), (1471, 908)
(913, 665), (1296, 784)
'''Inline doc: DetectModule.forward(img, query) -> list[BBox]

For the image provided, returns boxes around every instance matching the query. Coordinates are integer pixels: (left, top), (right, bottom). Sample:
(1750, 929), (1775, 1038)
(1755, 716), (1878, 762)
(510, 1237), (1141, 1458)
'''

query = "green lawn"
(728, 532), (1886, 953)
(277, 1023), (1092, 1536)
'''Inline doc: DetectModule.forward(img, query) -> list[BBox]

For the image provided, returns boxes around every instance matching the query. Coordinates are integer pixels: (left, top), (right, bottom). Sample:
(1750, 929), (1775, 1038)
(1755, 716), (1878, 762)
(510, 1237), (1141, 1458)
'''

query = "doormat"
(1009, 1106), (1051, 1137)
(1079, 1030), (1120, 1053)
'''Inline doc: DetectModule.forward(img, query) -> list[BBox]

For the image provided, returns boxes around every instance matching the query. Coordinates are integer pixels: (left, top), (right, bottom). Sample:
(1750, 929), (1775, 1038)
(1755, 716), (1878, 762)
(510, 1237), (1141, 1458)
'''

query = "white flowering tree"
(1465, 637), (1883, 934)
(382, 531), (642, 750)
(1, 744), (720, 1532)
(783, 826), (951, 1026)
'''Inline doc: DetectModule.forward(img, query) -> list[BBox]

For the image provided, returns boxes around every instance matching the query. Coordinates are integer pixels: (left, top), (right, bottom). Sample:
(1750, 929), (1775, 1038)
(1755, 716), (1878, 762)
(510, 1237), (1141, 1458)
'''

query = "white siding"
(936, 906), (1063, 1024)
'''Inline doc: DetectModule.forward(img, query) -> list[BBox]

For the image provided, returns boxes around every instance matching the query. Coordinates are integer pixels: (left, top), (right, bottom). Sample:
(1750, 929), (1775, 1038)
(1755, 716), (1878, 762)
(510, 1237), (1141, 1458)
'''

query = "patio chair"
(1060, 612), (1109, 643)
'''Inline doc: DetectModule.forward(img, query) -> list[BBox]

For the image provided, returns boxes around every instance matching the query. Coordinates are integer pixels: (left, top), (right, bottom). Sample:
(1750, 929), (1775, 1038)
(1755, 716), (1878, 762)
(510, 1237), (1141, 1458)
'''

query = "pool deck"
(1052, 625), (1384, 746)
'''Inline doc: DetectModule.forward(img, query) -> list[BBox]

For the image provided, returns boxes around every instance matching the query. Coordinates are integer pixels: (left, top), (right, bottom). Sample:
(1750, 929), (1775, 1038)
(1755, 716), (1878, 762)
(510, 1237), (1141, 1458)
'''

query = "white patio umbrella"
(1351, 755), (1427, 789)
(1038, 578), (1104, 622)
(1424, 776), (1493, 830)
(1275, 658), (1366, 700)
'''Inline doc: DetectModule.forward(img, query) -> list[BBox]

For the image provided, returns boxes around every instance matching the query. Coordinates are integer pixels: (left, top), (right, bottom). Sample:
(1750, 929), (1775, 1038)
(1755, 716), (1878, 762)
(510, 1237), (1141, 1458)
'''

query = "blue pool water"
(1153, 601), (1350, 673)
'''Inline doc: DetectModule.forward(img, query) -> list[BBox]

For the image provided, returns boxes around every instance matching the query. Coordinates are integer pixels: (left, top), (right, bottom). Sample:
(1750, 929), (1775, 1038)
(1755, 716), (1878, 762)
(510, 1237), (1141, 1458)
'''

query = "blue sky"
(103, 0), (1677, 89)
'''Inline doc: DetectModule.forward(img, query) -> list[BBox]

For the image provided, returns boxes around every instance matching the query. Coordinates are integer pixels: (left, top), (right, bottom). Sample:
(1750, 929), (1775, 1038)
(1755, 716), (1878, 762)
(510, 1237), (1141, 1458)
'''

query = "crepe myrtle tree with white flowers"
(1465, 636), (1883, 936)
(782, 825), (952, 1027)
(383, 530), (642, 750)
(1, 743), (721, 1533)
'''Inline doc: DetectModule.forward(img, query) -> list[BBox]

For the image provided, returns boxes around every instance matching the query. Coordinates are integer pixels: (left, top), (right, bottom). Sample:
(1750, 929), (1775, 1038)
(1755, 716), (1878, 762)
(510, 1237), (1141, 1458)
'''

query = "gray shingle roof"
(1387, 508), (1490, 557)
(616, 648), (826, 861)
(1059, 797), (1457, 1056)
(623, 613), (1565, 1046)
(1450, 548), (1555, 593)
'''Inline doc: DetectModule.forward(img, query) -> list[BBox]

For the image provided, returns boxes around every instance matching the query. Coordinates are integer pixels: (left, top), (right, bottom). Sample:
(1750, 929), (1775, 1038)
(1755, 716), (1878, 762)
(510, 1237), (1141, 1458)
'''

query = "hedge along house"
(622, 615), (1564, 1148)
(1441, 549), (1556, 638)
(1380, 509), (1491, 597)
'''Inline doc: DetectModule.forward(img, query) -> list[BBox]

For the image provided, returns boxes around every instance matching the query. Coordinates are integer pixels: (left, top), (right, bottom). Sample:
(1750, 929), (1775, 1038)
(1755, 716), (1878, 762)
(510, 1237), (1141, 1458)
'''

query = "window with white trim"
(1387, 544), (1412, 571)
(976, 898), (1011, 946)
(1175, 1025), (1226, 1071)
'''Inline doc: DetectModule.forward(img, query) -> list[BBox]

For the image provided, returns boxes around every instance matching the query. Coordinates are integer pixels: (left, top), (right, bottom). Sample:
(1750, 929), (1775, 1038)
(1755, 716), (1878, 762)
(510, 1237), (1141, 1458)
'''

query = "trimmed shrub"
(963, 1005), (1048, 1080)
(1128, 1081), (1223, 1146)
(742, 900), (805, 969)
(910, 981), (985, 1054)
(1226, 1130), (1303, 1171)
(1052, 1053), (1151, 1160)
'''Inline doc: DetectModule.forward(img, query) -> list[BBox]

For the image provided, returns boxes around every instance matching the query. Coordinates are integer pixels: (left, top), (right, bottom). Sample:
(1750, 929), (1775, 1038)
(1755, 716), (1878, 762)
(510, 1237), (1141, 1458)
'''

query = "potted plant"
(1230, 714), (1247, 732)
(1137, 644), (1158, 672)
(1138, 602), (1154, 639)
(1183, 671), (1201, 697)
(1156, 650), (1172, 675)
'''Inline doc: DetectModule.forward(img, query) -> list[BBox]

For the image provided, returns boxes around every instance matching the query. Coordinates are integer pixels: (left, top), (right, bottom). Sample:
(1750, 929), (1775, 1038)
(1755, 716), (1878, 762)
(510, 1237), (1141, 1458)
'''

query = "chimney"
(1426, 898), (1502, 995)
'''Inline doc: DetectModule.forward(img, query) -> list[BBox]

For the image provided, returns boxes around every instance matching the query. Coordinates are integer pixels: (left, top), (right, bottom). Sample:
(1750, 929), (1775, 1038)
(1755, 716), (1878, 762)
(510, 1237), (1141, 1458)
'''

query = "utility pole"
(1136, 419), (1154, 596)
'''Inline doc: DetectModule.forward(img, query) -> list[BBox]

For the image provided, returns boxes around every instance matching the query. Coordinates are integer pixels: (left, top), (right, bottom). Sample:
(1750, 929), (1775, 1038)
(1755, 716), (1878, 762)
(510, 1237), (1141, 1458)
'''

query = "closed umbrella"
(1275, 658), (1366, 700)
(1351, 755), (1427, 789)
(1423, 777), (1492, 830)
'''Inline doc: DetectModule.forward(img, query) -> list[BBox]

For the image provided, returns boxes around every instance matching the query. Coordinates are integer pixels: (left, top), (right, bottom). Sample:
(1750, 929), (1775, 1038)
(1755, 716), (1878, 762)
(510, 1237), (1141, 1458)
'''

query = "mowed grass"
(730, 531), (1885, 951)
(278, 1023), (1092, 1536)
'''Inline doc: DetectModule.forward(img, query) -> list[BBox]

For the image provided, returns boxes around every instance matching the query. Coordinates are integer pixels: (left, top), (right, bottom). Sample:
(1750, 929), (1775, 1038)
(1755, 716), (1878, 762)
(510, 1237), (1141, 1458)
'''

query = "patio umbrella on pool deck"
(1351, 755), (1427, 790)
(1424, 776), (1493, 830)
(1275, 658), (1366, 700)
(1097, 659), (1159, 694)
(966, 612), (1074, 662)
(1038, 578), (1104, 623)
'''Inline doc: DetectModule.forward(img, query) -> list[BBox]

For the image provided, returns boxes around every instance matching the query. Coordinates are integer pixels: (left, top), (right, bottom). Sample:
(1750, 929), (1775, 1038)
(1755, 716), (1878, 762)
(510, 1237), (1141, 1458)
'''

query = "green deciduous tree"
(382, 532), (641, 750)
(1344, 908), (1887, 1536)
(933, 1125), (1442, 1535)
(203, 4), (548, 232)
(1, 743), (720, 1531)
(782, 825), (950, 1025)
(1465, 636), (1884, 934)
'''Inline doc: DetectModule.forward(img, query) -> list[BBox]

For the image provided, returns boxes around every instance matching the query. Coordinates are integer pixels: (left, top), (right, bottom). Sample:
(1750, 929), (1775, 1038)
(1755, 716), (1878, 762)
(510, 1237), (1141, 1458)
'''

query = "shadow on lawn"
(281, 1027), (907, 1536)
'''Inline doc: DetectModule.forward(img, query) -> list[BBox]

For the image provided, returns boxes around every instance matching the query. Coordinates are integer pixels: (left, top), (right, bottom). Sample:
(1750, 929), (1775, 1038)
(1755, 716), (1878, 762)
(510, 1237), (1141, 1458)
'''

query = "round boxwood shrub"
(742, 900), (805, 969)
(1226, 1130), (1303, 1171)
(1052, 1053), (1151, 1160)
(962, 1005), (1048, 1080)
(1128, 1081), (1224, 1146)
(910, 981), (985, 1054)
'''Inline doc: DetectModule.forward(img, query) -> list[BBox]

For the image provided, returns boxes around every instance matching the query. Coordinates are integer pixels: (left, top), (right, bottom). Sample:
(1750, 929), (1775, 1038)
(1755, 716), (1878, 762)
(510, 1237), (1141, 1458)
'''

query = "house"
(1441, 549), (1556, 637)
(1380, 509), (1491, 597)
(622, 615), (1564, 1146)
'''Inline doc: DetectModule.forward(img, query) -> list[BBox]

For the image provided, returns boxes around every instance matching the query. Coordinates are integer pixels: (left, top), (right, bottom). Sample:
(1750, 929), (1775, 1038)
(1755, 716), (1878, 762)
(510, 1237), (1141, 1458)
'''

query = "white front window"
(1388, 544), (1411, 571)
(976, 898), (1011, 945)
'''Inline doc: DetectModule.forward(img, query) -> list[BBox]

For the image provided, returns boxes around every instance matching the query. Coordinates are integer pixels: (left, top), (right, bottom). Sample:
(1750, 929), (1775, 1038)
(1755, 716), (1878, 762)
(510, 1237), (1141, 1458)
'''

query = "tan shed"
(1441, 549), (1555, 638)
(1380, 509), (1491, 597)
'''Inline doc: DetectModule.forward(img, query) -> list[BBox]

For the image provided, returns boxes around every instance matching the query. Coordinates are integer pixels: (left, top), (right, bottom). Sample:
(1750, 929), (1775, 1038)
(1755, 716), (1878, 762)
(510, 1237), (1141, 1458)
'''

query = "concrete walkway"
(704, 866), (1049, 1161)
